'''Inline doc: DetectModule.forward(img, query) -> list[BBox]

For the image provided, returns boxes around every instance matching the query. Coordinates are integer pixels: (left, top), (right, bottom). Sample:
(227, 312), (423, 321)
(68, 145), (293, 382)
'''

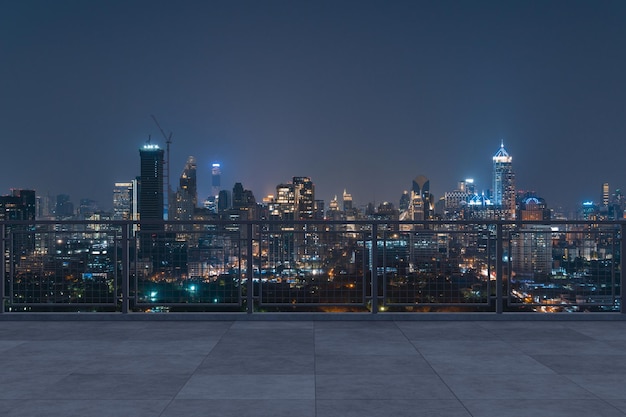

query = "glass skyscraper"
(492, 142), (515, 219)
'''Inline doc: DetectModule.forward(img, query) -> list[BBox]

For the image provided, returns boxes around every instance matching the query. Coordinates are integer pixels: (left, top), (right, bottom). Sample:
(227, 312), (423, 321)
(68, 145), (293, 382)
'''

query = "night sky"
(2, 0), (625, 212)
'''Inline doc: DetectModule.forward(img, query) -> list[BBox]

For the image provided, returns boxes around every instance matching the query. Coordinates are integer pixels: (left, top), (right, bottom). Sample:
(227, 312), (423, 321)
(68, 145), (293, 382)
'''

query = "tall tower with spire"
(492, 141), (516, 219)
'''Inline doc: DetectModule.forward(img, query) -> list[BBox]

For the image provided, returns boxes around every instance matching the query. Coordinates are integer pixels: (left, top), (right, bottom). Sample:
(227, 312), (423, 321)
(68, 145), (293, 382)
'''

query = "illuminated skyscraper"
(139, 144), (164, 250)
(603, 183), (610, 208)
(342, 189), (353, 212)
(0, 189), (36, 263)
(113, 181), (138, 221)
(211, 163), (221, 198)
(293, 177), (314, 220)
(492, 142), (515, 219)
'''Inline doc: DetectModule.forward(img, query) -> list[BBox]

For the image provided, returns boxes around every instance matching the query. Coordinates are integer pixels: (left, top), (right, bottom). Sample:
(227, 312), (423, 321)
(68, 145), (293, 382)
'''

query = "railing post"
(619, 223), (626, 314)
(495, 222), (503, 314)
(371, 223), (378, 314)
(0, 224), (5, 314)
(121, 223), (130, 314)
(247, 222), (254, 314)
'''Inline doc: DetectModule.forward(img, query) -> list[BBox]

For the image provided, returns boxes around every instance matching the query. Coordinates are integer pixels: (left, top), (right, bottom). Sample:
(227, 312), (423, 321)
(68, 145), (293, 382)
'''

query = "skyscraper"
(293, 177), (315, 220)
(211, 163), (221, 198)
(113, 181), (137, 221)
(173, 156), (197, 221)
(139, 144), (164, 250)
(492, 142), (516, 220)
(0, 189), (36, 263)
(408, 175), (433, 221)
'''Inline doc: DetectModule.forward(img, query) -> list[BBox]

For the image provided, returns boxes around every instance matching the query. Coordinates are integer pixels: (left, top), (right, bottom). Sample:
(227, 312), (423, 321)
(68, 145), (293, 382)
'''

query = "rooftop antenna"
(151, 115), (173, 220)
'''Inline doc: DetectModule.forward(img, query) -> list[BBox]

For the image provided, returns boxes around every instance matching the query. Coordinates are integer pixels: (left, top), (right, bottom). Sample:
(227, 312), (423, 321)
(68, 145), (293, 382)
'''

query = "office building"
(0, 189), (36, 263)
(492, 142), (516, 219)
(173, 156), (197, 221)
(113, 181), (137, 221)
(211, 163), (221, 198)
(139, 144), (165, 251)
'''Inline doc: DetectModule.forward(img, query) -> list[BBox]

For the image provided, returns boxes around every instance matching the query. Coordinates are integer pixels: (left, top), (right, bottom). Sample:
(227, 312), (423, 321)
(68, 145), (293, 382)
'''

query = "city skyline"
(1, 140), (624, 216)
(2, 1), (625, 210)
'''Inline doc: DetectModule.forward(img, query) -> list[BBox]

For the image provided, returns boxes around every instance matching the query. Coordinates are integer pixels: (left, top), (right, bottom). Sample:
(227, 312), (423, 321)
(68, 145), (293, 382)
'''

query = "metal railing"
(1, 219), (623, 314)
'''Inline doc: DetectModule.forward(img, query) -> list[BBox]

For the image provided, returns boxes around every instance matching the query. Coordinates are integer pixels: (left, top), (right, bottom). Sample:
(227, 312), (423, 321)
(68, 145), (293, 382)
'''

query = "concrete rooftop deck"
(2, 317), (626, 416)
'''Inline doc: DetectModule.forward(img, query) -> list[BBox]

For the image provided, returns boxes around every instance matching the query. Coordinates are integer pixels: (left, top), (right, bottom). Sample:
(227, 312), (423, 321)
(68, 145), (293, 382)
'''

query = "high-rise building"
(399, 191), (410, 212)
(492, 142), (516, 219)
(173, 156), (197, 221)
(55, 194), (74, 219)
(293, 177), (315, 220)
(518, 194), (550, 221)
(0, 189), (36, 263)
(407, 175), (434, 221)
(0, 189), (36, 221)
(78, 198), (99, 218)
(603, 183), (610, 208)
(342, 189), (353, 212)
(412, 175), (430, 198)
(211, 163), (221, 198)
(217, 189), (230, 213)
(113, 181), (138, 221)
(139, 144), (165, 250)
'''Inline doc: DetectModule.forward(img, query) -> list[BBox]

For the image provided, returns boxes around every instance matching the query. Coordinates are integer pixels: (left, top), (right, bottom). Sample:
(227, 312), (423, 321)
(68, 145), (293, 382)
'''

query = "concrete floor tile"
(197, 354), (314, 375)
(42, 373), (190, 400)
(114, 339), (220, 356)
(315, 354), (435, 375)
(462, 399), (626, 417)
(208, 329), (314, 356)
(314, 321), (400, 330)
(0, 341), (25, 352)
(606, 341), (626, 353)
(315, 374), (455, 400)
(161, 399), (315, 417)
(315, 327), (410, 344)
(231, 321), (314, 330)
(411, 339), (519, 355)
(484, 327), (593, 342)
(0, 355), (88, 375)
(316, 399), (472, 417)
(563, 374), (626, 399)
(3, 340), (123, 356)
(395, 321), (495, 340)
(176, 374), (315, 399)
(514, 340), (625, 355)
(531, 354), (626, 374)
(424, 353), (554, 375)
(563, 322), (626, 341)
(607, 399), (626, 414)
(77, 353), (205, 374)
(315, 339), (418, 355)
(0, 375), (69, 399)
(0, 400), (169, 417)
(440, 374), (597, 400)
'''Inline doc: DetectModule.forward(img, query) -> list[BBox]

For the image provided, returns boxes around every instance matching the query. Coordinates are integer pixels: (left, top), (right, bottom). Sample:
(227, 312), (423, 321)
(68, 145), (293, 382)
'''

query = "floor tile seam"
(560, 373), (626, 401)
(440, 373), (621, 402)
(390, 320), (477, 415)
(203, 321), (238, 358)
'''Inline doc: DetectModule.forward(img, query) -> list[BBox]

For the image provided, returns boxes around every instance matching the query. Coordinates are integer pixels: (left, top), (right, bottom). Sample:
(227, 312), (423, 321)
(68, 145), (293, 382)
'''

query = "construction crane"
(151, 115), (173, 220)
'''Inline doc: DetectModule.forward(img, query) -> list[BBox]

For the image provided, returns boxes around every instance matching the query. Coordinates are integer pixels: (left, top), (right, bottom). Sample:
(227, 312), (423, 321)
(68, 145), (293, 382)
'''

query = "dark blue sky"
(2, 0), (625, 211)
